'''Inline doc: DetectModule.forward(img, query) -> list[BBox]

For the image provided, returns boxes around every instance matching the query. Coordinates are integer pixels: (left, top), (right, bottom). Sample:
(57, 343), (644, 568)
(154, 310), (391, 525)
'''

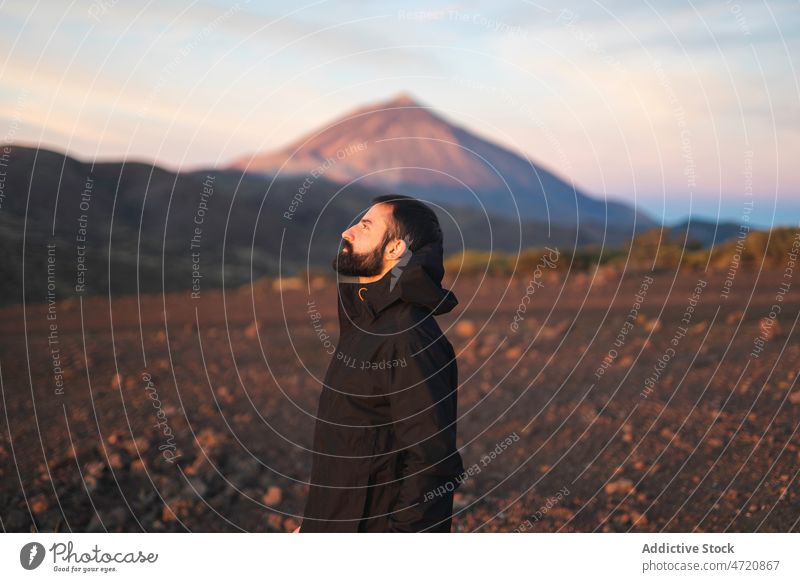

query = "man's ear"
(385, 237), (408, 261)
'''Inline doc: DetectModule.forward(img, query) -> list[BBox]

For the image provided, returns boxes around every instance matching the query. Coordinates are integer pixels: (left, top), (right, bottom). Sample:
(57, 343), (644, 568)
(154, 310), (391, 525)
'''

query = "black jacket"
(300, 239), (464, 532)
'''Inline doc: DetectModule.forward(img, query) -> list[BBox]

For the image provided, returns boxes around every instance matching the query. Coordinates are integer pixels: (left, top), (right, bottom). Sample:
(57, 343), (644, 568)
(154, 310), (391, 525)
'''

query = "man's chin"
(331, 261), (383, 278)
(331, 260), (361, 277)
(331, 248), (384, 277)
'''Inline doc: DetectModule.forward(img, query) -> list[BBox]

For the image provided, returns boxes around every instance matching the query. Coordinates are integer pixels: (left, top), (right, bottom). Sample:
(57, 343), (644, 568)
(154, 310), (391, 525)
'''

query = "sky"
(1, 0), (798, 228)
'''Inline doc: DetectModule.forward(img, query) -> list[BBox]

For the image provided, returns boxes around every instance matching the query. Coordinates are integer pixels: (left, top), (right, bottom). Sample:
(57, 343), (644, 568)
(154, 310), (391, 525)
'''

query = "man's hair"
(370, 194), (442, 252)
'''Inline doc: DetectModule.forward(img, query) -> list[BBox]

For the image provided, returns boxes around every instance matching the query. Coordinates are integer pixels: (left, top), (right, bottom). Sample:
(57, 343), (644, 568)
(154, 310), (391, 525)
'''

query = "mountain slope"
(229, 93), (655, 230)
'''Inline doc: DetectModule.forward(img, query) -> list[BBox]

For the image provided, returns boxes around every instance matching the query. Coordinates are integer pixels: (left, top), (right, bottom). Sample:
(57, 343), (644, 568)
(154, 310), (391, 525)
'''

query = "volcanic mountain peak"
(375, 91), (422, 108)
(228, 93), (655, 229)
(228, 92), (466, 180)
(337, 92), (456, 140)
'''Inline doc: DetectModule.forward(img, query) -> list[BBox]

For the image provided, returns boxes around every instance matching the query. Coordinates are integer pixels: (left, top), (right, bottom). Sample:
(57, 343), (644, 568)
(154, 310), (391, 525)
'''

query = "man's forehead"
(364, 203), (392, 224)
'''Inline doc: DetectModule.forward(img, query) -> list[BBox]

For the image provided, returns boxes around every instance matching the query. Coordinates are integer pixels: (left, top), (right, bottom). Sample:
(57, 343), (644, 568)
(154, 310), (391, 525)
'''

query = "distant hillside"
(0, 144), (660, 307)
(665, 219), (745, 248)
(442, 226), (795, 277)
(0, 143), (768, 307)
(0, 145), (371, 306)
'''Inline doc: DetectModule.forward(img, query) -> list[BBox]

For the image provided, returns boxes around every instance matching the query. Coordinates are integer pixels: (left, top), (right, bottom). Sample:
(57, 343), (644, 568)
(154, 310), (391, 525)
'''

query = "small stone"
(30, 494), (49, 514)
(505, 346), (523, 359)
(262, 485), (283, 506)
(630, 510), (648, 526)
(758, 317), (780, 340)
(454, 320), (477, 339)
(644, 318), (661, 332)
(726, 310), (743, 325)
(244, 321), (260, 339)
(605, 478), (635, 495)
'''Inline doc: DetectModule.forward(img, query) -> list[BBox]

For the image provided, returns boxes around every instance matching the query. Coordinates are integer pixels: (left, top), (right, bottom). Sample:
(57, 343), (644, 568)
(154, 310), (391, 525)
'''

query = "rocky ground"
(1, 269), (798, 532)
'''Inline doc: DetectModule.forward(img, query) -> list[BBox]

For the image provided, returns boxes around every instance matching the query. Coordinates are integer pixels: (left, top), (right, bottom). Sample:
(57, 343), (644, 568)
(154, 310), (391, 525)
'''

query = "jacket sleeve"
(384, 337), (464, 532)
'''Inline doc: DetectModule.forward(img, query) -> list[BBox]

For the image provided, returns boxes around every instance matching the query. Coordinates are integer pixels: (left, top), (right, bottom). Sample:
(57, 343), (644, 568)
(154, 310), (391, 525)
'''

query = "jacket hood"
(339, 238), (459, 322)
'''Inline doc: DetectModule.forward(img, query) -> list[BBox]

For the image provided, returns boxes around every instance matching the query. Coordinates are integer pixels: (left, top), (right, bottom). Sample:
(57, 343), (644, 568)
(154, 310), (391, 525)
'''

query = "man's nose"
(342, 229), (353, 242)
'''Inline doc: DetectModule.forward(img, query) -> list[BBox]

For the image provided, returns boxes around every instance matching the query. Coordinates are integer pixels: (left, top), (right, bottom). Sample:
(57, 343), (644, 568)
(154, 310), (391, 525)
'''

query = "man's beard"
(331, 235), (389, 277)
